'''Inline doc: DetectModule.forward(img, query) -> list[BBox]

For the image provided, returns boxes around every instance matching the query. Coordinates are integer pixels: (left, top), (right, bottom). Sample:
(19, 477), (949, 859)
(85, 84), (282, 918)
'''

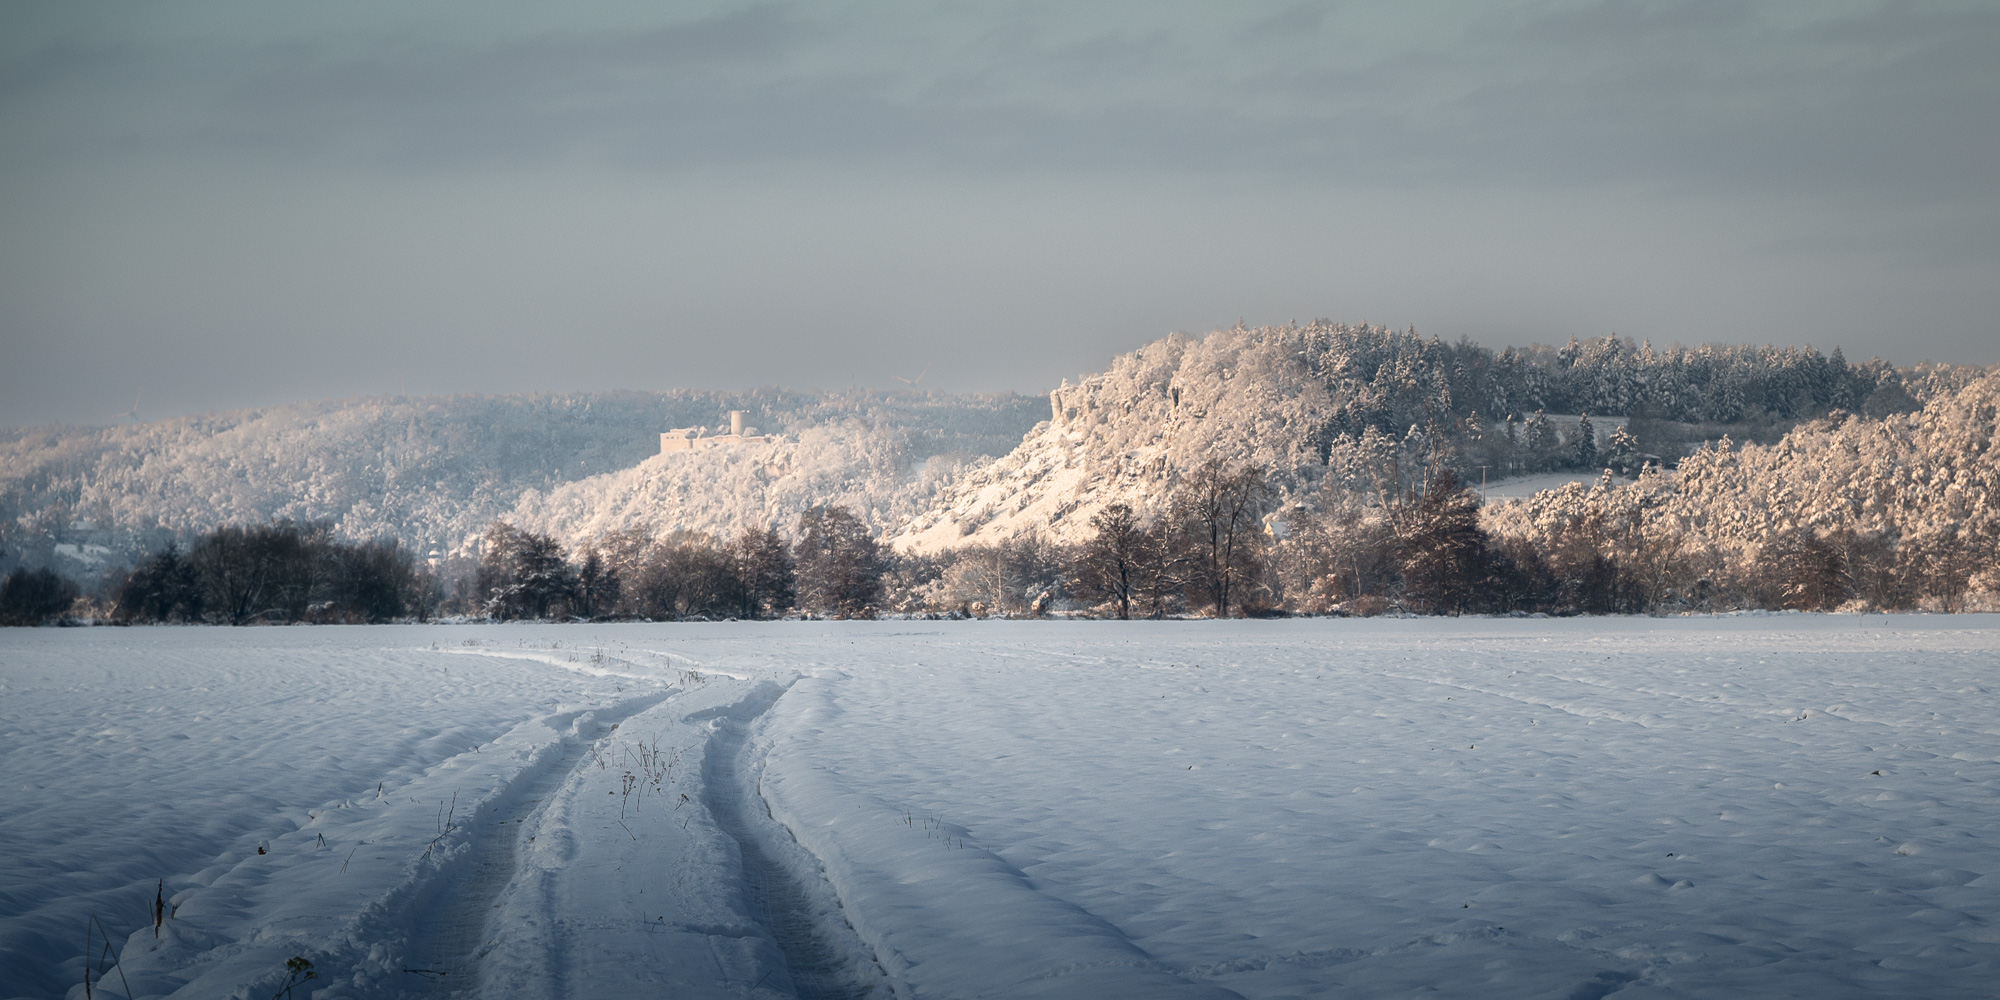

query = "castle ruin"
(661, 410), (774, 454)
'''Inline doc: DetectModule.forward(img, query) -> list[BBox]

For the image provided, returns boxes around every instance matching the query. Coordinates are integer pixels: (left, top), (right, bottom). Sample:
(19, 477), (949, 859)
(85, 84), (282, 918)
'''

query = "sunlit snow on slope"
(5, 617), (1999, 999)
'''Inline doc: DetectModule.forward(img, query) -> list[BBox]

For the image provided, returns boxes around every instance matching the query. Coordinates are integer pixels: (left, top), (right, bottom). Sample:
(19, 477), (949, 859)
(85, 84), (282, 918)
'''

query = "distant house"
(661, 410), (775, 454)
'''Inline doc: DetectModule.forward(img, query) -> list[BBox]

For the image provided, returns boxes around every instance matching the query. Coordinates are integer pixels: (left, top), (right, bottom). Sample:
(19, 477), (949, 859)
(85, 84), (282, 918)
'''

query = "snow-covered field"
(5, 617), (2000, 999)
(1477, 470), (1613, 501)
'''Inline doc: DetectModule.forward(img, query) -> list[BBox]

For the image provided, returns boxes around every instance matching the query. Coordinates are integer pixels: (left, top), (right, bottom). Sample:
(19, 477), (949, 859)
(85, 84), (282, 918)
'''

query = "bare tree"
(190, 525), (269, 624)
(633, 533), (742, 620)
(1075, 503), (1146, 619)
(192, 523), (330, 624)
(1171, 460), (1275, 617)
(1133, 518), (1188, 618)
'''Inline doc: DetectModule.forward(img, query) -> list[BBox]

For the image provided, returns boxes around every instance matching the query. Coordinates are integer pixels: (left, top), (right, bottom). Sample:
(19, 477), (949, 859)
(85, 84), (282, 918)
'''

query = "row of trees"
(458, 459), (1620, 621)
(0, 567), (79, 625)
(468, 506), (885, 621)
(1058, 462), (1634, 618)
(1081, 459), (1994, 620)
(466, 463), (1293, 621)
(110, 522), (431, 624)
(14, 457), (1990, 626)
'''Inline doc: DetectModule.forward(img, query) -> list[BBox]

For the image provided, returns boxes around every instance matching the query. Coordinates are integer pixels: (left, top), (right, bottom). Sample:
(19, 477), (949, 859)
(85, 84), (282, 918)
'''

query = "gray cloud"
(0, 1), (1994, 427)
(6, 2), (1993, 199)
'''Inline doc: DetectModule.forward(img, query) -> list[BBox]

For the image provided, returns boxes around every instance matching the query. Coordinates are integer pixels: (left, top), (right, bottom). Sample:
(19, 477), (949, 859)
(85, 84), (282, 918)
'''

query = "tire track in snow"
(702, 685), (888, 1000)
(400, 690), (673, 998)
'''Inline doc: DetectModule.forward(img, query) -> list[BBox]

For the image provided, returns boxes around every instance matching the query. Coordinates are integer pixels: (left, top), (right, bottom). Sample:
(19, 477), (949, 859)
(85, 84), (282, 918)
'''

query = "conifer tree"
(795, 505), (884, 616)
(1571, 414), (1599, 471)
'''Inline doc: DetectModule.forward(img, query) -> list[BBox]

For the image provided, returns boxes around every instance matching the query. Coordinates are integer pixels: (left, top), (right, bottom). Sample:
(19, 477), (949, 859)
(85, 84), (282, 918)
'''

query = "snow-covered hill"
(4, 323), (1978, 579)
(895, 327), (1341, 551)
(0, 390), (1042, 576)
(508, 418), (990, 547)
(891, 323), (1985, 554)
(1480, 370), (2000, 611)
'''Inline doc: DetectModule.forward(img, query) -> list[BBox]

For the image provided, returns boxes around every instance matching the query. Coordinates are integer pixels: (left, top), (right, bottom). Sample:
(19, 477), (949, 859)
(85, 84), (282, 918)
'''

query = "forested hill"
(0, 389), (1044, 577)
(1481, 373), (2000, 613)
(1238, 322), (1964, 441)
(894, 323), (1983, 552)
(3, 322), (1985, 584)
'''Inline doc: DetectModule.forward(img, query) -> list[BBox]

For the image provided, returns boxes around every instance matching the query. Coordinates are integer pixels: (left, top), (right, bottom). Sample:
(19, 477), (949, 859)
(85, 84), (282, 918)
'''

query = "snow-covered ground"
(1476, 470), (1620, 501)
(5, 616), (1999, 999)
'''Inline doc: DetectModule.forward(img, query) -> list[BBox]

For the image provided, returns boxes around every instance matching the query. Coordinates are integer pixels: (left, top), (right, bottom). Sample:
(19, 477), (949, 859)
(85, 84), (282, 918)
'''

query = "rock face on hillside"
(889, 321), (1968, 553)
(894, 327), (1341, 552)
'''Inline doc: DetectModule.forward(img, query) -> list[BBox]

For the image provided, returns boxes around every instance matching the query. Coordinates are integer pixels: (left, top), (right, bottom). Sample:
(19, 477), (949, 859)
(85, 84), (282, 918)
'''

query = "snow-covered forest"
(4, 323), (1996, 622)
(885, 324), (1998, 617)
(1481, 375), (2000, 614)
(0, 389), (1043, 576)
(898, 323), (1980, 552)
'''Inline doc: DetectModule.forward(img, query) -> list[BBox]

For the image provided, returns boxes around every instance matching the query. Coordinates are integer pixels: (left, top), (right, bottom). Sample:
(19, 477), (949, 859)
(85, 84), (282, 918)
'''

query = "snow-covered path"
(0, 628), (653, 999)
(396, 688), (674, 995)
(701, 684), (889, 1000)
(5, 616), (2000, 999)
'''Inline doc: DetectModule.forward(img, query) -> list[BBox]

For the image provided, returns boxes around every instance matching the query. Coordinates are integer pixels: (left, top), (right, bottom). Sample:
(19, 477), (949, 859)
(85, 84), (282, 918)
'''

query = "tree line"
(1197, 323), (1978, 490)
(462, 455), (1774, 622)
(0, 566), (79, 626)
(466, 506), (882, 620)
(1302, 324), (1942, 441)
(10, 451), (1991, 626)
(106, 521), (432, 624)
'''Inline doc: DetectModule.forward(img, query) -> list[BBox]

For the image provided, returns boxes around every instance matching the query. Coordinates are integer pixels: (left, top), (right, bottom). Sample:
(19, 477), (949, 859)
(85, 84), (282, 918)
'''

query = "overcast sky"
(2, 1), (1995, 426)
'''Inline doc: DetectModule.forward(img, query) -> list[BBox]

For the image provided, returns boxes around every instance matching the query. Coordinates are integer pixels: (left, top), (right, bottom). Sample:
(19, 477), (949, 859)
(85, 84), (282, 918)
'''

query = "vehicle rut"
(401, 693), (670, 997)
(704, 698), (886, 1000)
